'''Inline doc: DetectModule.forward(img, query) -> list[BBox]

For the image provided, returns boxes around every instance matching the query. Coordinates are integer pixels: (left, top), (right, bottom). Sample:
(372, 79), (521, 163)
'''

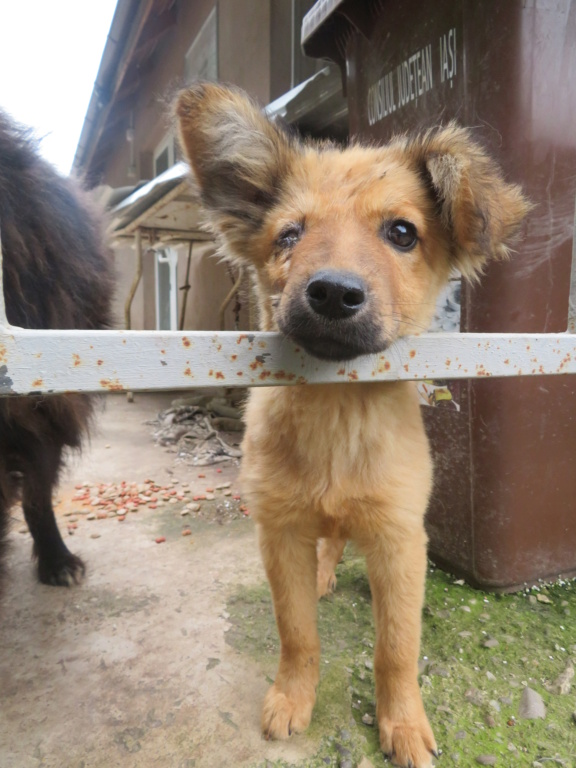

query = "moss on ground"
(226, 549), (576, 767)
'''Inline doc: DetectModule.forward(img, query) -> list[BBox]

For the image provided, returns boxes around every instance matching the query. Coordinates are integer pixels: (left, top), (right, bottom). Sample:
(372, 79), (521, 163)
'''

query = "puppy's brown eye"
(277, 223), (303, 249)
(385, 220), (418, 251)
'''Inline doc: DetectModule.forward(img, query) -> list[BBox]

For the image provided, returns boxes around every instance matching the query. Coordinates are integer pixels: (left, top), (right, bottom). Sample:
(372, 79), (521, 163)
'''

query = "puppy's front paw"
(379, 715), (438, 768)
(262, 683), (315, 739)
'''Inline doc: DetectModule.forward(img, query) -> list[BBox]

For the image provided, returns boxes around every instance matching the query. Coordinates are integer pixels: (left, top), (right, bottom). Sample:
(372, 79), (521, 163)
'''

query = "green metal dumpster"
(303, 0), (576, 590)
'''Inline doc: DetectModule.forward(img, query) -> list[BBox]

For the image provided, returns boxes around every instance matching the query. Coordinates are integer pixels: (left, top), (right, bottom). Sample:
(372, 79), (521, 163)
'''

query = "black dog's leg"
(22, 441), (85, 586)
(0, 469), (12, 596)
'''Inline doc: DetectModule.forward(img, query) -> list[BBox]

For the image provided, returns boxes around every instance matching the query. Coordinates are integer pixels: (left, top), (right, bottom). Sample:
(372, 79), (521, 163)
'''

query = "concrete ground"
(0, 392), (315, 768)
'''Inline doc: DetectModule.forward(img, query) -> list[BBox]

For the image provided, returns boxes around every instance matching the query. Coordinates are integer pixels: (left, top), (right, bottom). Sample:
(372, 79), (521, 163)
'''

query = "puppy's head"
(176, 83), (530, 361)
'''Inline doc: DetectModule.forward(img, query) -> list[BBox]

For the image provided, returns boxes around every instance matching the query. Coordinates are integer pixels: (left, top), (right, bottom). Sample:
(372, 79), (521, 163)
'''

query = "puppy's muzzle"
(305, 270), (366, 320)
(279, 269), (386, 361)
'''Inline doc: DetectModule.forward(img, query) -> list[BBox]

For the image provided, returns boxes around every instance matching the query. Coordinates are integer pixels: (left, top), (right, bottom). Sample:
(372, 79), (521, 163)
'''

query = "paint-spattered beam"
(1, 326), (576, 396)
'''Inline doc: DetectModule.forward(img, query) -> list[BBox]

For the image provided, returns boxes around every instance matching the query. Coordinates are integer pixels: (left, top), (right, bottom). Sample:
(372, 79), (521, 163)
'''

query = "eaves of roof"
(72, 0), (176, 181)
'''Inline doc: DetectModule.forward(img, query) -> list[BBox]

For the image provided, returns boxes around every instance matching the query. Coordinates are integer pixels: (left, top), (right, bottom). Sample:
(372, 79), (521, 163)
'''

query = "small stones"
(483, 638), (499, 649)
(418, 658), (430, 675)
(552, 662), (574, 695)
(518, 687), (546, 719)
(475, 755), (497, 766)
(361, 713), (374, 726)
(536, 593), (552, 604)
(429, 663), (450, 678)
(465, 688), (485, 707)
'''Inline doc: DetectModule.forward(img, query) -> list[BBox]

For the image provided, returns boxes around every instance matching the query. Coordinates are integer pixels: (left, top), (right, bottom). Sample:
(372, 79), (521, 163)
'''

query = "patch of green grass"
(227, 550), (576, 767)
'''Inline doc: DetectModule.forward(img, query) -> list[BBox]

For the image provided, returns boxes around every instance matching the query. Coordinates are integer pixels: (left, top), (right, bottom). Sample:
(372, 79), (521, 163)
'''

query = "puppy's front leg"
(361, 524), (437, 768)
(259, 523), (320, 739)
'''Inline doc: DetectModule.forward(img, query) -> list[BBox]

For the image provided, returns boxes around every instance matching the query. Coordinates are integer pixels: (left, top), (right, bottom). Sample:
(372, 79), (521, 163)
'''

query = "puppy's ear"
(409, 122), (532, 280)
(175, 83), (295, 258)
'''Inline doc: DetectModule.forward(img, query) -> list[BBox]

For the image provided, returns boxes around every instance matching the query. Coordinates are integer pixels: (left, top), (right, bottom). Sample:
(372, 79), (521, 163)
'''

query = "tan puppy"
(176, 83), (529, 768)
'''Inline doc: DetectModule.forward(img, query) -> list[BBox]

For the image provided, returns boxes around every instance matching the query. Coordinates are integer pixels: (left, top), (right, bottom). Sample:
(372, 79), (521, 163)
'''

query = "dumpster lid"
(265, 65), (347, 140)
(301, 0), (347, 45)
(302, 0), (379, 76)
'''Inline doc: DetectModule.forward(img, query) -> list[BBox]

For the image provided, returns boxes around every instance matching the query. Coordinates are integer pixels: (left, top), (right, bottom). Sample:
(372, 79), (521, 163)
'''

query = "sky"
(0, 1), (118, 175)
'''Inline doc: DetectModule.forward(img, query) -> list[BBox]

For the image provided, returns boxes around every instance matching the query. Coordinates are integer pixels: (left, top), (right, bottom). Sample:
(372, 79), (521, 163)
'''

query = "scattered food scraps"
(55, 477), (250, 530)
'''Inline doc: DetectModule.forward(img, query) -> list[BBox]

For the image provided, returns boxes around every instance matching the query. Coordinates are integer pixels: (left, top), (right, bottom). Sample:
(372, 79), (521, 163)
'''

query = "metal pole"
(124, 228), (144, 330)
(219, 268), (244, 331)
(179, 241), (193, 330)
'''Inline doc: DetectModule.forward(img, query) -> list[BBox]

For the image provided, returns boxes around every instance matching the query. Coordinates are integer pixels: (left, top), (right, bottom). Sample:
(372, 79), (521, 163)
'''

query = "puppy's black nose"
(305, 270), (367, 319)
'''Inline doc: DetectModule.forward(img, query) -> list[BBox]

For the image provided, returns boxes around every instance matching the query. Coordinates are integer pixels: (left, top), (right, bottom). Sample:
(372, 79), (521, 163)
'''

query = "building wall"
(99, 0), (273, 332)
(218, 0), (270, 103)
(100, 0), (272, 189)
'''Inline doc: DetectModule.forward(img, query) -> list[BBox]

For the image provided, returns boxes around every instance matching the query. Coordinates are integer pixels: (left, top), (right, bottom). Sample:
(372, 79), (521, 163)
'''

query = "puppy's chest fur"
(240, 381), (432, 530)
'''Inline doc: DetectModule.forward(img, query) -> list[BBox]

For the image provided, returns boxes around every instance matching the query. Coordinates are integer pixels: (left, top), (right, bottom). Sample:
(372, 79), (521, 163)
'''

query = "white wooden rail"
(2, 322), (576, 395)
(2, 235), (576, 394)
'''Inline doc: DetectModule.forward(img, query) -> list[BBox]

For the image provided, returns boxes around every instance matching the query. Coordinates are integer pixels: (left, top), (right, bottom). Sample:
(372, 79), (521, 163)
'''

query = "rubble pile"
(149, 395), (244, 466)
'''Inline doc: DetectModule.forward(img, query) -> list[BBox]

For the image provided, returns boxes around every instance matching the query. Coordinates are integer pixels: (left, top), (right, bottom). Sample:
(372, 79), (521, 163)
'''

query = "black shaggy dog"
(0, 110), (113, 587)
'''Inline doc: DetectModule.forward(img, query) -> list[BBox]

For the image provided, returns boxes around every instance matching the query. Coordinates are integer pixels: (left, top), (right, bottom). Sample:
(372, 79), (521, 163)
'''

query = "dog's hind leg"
(259, 523), (320, 739)
(316, 537), (346, 599)
(21, 439), (85, 586)
(360, 522), (437, 768)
